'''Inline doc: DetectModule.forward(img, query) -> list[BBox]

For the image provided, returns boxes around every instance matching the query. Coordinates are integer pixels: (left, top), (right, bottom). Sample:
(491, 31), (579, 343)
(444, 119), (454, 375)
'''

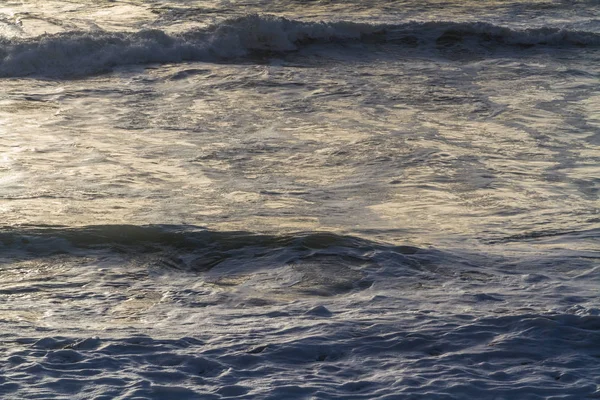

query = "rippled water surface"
(0, 1), (599, 399)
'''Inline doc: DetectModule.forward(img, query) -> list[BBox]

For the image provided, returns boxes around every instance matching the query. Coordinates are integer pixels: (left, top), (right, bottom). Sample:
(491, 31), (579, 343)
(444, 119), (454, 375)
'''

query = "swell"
(0, 225), (434, 296)
(0, 224), (420, 263)
(0, 224), (494, 296)
(1, 14), (598, 78)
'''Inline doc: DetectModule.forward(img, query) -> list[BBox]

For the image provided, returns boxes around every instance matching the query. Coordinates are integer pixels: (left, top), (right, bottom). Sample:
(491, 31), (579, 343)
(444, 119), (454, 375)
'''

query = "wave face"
(0, 225), (436, 298)
(1, 15), (599, 77)
(0, 224), (422, 266)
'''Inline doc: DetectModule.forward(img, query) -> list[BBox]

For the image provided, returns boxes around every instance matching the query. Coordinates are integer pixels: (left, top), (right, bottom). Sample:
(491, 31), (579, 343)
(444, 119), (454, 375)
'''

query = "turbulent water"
(1, 1), (599, 398)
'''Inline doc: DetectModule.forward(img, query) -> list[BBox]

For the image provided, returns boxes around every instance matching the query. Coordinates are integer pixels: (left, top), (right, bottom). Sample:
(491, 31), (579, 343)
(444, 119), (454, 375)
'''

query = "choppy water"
(1, 1), (599, 399)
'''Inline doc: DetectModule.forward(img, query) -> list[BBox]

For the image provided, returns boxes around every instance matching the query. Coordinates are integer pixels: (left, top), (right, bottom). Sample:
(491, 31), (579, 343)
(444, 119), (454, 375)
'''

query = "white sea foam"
(0, 16), (23, 39)
(1, 15), (599, 77)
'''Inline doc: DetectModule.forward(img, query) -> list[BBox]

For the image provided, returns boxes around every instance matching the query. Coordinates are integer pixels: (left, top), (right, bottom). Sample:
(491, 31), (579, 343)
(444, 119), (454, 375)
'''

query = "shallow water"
(1, 1), (599, 399)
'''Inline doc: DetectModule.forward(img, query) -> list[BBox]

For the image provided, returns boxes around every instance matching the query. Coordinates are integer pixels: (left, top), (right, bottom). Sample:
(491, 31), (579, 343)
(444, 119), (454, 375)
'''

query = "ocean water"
(1, 1), (599, 398)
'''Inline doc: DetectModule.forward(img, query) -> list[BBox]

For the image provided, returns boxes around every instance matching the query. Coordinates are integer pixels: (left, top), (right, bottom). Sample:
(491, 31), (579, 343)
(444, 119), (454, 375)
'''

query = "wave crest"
(0, 15), (598, 77)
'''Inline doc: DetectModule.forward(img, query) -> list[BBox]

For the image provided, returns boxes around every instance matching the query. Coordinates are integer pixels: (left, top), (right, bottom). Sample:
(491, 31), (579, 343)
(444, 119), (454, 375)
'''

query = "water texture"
(0, 0), (599, 398)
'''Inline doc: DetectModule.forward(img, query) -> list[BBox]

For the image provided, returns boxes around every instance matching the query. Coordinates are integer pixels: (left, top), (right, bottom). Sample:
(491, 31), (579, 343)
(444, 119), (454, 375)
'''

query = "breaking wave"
(0, 14), (599, 77)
